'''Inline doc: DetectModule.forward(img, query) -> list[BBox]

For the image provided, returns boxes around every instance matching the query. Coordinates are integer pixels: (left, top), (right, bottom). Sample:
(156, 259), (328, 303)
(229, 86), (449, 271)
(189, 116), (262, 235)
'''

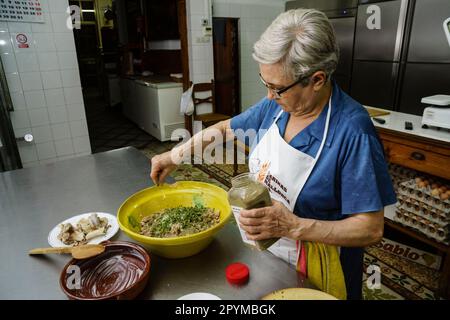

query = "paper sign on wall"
(15, 33), (29, 49)
(0, 0), (45, 23)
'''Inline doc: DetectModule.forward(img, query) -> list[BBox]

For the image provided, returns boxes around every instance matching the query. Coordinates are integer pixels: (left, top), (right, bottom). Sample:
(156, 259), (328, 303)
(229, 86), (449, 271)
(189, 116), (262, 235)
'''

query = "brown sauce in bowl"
(60, 241), (150, 300)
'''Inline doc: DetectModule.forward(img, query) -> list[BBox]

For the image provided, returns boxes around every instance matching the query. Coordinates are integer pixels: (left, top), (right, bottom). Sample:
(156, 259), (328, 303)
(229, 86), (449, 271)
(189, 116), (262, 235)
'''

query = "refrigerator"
(285, 0), (359, 93)
(350, 0), (409, 110)
(0, 59), (22, 172)
(398, 0), (450, 115)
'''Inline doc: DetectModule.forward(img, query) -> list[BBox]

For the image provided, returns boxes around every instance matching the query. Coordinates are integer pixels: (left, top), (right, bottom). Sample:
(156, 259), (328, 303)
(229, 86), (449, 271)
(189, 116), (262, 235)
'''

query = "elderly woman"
(151, 9), (397, 299)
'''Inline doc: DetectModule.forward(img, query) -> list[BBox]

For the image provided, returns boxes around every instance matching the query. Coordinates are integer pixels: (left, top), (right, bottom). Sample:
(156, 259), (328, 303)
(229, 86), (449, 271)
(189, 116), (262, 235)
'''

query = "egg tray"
(397, 195), (450, 227)
(388, 164), (418, 193)
(398, 180), (450, 213)
(394, 209), (449, 245)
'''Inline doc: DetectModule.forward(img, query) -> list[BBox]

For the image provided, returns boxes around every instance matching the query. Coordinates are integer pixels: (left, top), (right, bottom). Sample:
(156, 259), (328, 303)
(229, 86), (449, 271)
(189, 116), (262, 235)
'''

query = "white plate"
(48, 212), (119, 248)
(178, 292), (222, 300)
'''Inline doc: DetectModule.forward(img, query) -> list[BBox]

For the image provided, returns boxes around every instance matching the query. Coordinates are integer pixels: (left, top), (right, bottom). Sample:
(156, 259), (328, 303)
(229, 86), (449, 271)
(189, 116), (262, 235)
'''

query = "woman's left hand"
(238, 200), (300, 240)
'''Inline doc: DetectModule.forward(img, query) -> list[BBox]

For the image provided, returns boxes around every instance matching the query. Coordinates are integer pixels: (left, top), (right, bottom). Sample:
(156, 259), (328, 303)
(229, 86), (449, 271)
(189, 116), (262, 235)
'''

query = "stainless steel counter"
(0, 147), (310, 299)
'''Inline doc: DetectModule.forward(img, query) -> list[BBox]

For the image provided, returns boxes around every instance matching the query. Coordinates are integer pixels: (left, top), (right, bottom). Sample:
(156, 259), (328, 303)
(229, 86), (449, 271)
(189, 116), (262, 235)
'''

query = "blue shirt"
(231, 81), (397, 299)
(231, 81), (397, 220)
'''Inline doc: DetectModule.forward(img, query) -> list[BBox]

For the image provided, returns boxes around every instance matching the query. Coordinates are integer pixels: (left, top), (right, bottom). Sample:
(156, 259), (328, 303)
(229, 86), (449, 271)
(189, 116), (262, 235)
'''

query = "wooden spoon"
(29, 244), (105, 259)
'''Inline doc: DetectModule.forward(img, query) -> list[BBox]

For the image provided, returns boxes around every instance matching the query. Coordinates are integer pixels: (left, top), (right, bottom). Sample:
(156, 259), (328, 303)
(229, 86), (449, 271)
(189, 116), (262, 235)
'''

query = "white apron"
(249, 95), (332, 267)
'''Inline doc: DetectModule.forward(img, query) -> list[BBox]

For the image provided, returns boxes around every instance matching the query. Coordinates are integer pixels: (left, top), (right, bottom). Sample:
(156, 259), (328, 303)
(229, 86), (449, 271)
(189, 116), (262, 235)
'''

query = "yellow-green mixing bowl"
(117, 181), (231, 258)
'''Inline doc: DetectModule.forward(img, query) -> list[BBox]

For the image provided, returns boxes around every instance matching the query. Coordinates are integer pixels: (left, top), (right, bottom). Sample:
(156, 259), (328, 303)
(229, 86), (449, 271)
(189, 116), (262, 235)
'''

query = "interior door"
(213, 18), (240, 116)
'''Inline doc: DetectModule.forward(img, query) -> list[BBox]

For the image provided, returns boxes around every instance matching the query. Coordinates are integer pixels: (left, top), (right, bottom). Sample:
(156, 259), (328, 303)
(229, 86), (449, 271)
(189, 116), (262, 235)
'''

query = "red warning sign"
(16, 34), (29, 49)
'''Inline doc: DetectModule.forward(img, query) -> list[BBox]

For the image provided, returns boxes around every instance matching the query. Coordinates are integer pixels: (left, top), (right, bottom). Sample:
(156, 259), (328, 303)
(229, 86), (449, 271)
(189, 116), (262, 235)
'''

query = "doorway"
(212, 18), (240, 117)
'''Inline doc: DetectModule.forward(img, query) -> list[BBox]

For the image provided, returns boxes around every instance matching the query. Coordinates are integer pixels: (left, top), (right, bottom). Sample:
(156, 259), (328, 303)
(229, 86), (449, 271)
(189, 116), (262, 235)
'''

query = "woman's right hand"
(150, 151), (178, 186)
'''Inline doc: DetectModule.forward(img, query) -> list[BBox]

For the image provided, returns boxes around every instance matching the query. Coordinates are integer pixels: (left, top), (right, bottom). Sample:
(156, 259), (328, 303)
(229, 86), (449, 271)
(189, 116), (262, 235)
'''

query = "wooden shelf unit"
(378, 127), (450, 299)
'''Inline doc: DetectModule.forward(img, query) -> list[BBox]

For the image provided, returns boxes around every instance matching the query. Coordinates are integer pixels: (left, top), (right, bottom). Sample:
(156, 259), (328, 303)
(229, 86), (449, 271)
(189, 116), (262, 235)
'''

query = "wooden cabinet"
(377, 127), (450, 299)
(380, 130), (450, 180)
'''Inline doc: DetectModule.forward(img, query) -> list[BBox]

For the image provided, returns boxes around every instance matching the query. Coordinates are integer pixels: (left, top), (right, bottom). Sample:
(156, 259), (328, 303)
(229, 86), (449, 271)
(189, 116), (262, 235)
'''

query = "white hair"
(253, 8), (339, 84)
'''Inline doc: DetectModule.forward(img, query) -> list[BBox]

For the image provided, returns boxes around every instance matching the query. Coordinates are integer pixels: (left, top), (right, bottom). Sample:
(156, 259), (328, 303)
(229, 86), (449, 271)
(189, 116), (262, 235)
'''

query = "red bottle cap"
(225, 262), (249, 285)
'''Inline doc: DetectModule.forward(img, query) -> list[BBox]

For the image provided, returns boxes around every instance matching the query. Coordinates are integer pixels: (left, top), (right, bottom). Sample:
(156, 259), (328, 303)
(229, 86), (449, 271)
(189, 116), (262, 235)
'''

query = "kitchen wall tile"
(69, 120), (88, 138)
(1, 53), (18, 73)
(60, 69), (80, 87)
(29, 108), (50, 126)
(63, 87), (83, 105)
(72, 136), (91, 154)
(41, 70), (62, 89)
(7, 22), (31, 33)
(51, 123), (72, 140)
(44, 88), (65, 107)
(0, 0), (85, 166)
(32, 125), (53, 143)
(48, 0), (69, 13)
(16, 52), (39, 72)
(66, 104), (85, 121)
(54, 139), (74, 156)
(48, 106), (68, 124)
(51, 13), (72, 33)
(38, 52), (59, 71)
(212, 3), (230, 17)
(57, 51), (78, 69)
(36, 141), (56, 160)
(53, 33), (76, 52)
(24, 90), (46, 109)
(10, 110), (31, 130)
(14, 127), (33, 141)
(6, 72), (22, 92)
(20, 72), (43, 91)
(10, 91), (27, 110)
(33, 32), (56, 52)
(190, 1), (204, 15)
(0, 22), (8, 32)
(228, 4), (242, 18)
(18, 143), (38, 163)
(32, 15), (53, 33)
(22, 161), (39, 168)
(0, 32), (13, 54)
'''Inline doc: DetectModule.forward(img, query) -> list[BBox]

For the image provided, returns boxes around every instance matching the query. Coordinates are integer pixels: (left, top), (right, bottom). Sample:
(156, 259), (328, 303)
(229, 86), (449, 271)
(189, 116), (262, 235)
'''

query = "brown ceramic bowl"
(60, 241), (150, 300)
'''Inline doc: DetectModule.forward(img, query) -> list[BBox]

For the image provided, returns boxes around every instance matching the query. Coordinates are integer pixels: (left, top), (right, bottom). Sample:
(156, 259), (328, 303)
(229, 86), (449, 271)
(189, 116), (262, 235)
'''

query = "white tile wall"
(24, 90), (46, 109)
(0, 0), (90, 167)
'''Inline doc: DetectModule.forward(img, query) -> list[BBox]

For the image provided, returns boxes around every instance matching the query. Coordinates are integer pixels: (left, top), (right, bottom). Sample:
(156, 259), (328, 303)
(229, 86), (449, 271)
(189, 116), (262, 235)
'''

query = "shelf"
(384, 218), (449, 252)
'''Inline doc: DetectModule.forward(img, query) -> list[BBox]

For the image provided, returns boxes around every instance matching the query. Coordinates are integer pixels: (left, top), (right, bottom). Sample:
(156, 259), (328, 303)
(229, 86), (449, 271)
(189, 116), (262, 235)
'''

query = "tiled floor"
(83, 89), (167, 153)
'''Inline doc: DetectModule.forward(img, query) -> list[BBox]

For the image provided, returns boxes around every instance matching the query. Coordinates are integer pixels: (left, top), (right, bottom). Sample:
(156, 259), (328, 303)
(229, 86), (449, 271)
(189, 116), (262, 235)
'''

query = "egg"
(415, 177), (422, 184)
(418, 181), (426, 188)
(439, 186), (447, 193)
(431, 183), (438, 189)
(440, 193), (449, 201)
(431, 188), (440, 197)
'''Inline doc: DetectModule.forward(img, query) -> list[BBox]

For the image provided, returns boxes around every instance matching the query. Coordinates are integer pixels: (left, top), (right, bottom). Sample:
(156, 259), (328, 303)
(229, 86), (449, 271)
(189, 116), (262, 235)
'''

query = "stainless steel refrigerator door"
(350, 60), (399, 109)
(354, 0), (408, 62)
(330, 16), (356, 92)
(285, 0), (358, 11)
(399, 63), (450, 115)
(407, 0), (450, 63)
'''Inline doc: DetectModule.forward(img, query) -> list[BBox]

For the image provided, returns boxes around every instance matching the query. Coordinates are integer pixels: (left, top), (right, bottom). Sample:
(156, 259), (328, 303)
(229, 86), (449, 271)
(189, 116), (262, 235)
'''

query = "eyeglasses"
(259, 73), (310, 99)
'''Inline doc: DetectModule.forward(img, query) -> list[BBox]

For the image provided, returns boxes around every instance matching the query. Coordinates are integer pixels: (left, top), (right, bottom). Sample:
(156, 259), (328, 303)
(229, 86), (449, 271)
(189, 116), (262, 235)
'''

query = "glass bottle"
(228, 173), (279, 250)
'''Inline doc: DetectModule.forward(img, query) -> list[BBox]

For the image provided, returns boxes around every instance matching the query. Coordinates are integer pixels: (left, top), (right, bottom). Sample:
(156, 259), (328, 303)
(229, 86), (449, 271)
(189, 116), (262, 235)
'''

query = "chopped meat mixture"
(140, 206), (220, 238)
